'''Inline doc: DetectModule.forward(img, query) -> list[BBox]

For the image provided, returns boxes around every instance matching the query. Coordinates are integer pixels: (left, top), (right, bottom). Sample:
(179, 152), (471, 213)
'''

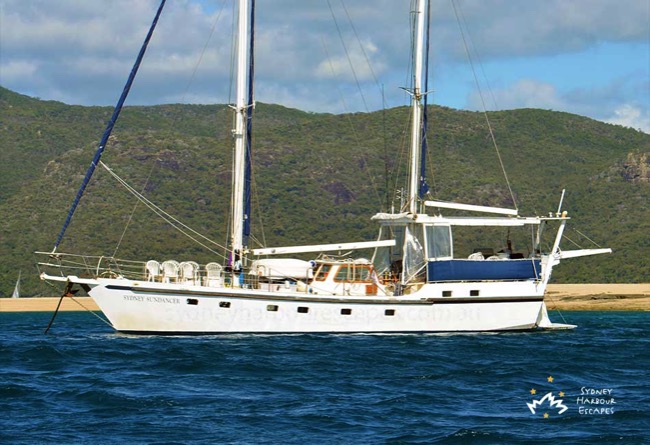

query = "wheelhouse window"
(334, 264), (372, 282)
(426, 225), (452, 260)
(314, 264), (332, 281)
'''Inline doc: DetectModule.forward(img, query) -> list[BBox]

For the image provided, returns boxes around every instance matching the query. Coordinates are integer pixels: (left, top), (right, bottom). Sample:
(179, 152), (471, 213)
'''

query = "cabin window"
(442, 290), (452, 297)
(297, 306), (309, 313)
(219, 301), (231, 308)
(391, 226), (405, 260)
(334, 265), (372, 282)
(341, 308), (352, 315)
(335, 266), (349, 281)
(470, 290), (480, 297)
(385, 309), (395, 316)
(314, 264), (331, 281)
(426, 225), (452, 259)
(186, 298), (198, 305)
(267, 305), (279, 312)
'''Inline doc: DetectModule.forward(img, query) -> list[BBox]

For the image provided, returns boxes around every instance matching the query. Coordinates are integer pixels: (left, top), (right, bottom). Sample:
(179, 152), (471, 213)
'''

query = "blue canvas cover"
(427, 259), (541, 282)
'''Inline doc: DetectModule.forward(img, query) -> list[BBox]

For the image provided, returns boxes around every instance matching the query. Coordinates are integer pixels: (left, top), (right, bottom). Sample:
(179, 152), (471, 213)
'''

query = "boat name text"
(123, 295), (180, 304)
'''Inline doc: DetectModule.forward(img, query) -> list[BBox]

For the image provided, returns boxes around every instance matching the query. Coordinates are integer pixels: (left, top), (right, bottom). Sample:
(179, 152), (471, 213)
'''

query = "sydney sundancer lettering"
(123, 295), (180, 304)
(146, 296), (180, 304)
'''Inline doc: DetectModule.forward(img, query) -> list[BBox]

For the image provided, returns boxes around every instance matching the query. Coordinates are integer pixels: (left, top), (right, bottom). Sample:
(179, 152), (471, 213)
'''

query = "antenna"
(556, 189), (566, 216)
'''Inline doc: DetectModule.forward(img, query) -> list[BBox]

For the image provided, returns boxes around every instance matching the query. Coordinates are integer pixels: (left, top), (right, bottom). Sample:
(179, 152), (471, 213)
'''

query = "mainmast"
(231, 0), (251, 253)
(407, 0), (427, 214)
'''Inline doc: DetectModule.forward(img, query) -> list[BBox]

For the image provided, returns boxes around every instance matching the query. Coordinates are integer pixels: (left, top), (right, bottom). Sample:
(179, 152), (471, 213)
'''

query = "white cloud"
(0, 60), (38, 83)
(467, 78), (650, 134)
(428, 0), (650, 61)
(0, 0), (647, 128)
(315, 39), (381, 82)
(467, 79), (565, 111)
(605, 105), (650, 133)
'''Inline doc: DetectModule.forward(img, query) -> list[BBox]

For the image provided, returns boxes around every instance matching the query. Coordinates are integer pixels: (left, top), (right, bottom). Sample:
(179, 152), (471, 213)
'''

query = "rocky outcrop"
(620, 151), (650, 183)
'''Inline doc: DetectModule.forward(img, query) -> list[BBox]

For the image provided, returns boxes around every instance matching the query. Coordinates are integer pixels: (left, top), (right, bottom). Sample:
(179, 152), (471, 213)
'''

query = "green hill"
(1, 86), (648, 296)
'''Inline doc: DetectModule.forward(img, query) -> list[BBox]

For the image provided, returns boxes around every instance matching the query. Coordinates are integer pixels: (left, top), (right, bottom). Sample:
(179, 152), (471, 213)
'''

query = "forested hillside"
(1, 86), (648, 296)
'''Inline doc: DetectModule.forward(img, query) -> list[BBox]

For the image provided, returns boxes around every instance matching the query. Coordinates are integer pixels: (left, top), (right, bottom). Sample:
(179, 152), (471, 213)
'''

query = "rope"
(99, 161), (228, 260)
(41, 280), (114, 330)
(560, 233), (583, 249)
(68, 295), (115, 328)
(112, 160), (158, 258)
(451, 0), (518, 210)
(572, 227), (605, 248)
(543, 292), (571, 325)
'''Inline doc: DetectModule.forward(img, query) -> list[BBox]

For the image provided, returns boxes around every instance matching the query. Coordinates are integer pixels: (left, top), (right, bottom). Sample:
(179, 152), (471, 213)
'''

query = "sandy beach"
(544, 283), (650, 311)
(0, 296), (100, 312)
(1, 283), (649, 312)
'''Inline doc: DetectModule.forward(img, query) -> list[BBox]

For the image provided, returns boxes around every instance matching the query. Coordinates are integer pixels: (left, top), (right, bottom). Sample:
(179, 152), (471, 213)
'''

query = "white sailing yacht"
(38, 0), (610, 334)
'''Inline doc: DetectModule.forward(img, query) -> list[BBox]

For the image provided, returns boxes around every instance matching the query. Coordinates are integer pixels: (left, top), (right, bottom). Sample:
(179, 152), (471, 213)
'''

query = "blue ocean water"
(1, 311), (648, 444)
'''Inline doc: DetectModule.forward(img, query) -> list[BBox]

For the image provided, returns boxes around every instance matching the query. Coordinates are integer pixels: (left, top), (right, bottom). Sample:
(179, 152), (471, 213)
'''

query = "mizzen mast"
(407, 0), (427, 214)
(231, 0), (251, 253)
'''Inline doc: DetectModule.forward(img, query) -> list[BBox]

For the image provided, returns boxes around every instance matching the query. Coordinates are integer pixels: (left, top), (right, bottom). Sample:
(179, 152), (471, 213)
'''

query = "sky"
(1, 0), (649, 132)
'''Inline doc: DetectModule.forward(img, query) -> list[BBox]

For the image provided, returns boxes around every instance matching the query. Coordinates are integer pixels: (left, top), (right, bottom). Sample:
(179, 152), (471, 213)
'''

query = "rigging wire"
(179, 0), (229, 103)
(572, 227), (605, 248)
(326, 0), (369, 112)
(108, 1), (229, 259)
(453, 2), (499, 111)
(52, 0), (167, 252)
(382, 85), (391, 211)
(386, 1), (423, 211)
(99, 161), (228, 260)
(338, 0), (382, 91)
(248, 119), (268, 250)
(338, 0), (405, 212)
(450, 0), (518, 211)
(111, 159), (158, 258)
(228, 0), (238, 105)
(320, 37), (383, 209)
(561, 234), (582, 249)
(40, 279), (114, 330)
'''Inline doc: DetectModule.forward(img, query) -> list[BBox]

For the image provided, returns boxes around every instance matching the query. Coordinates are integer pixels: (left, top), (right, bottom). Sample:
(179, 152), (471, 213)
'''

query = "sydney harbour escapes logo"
(527, 376), (616, 418)
(527, 376), (568, 418)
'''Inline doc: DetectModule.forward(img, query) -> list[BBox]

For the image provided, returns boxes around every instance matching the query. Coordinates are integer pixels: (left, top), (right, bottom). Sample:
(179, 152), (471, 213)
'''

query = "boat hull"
(89, 280), (554, 333)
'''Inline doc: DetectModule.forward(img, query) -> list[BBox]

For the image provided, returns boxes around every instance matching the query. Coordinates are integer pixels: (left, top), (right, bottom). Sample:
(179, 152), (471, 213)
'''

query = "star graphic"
(543, 413), (549, 419)
(530, 388), (537, 395)
(559, 391), (565, 397)
(547, 376), (554, 383)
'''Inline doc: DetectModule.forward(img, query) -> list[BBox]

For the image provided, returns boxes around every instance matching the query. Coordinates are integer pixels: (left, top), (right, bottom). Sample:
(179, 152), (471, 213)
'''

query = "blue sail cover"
(53, 0), (167, 251)
(419, 0), (431, 198)
(427, 259), (542, 282)
(243, 0), (255, 245)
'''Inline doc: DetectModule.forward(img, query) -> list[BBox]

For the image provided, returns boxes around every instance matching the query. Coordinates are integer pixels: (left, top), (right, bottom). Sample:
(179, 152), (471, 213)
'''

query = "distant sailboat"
(12, 271), (21, 298)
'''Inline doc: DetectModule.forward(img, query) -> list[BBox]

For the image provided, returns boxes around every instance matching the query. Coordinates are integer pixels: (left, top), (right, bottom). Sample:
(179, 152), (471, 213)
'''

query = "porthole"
(219, 301), (231, 308)
(385, 309), (395, 316)
(442, 290), (452, 297)
(470, 290), (479, 297)
(297, 306), (309, 313)
(267, 305), (279, 312)
(341, 308), (352, 315)
(186, 298), (198, 305)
